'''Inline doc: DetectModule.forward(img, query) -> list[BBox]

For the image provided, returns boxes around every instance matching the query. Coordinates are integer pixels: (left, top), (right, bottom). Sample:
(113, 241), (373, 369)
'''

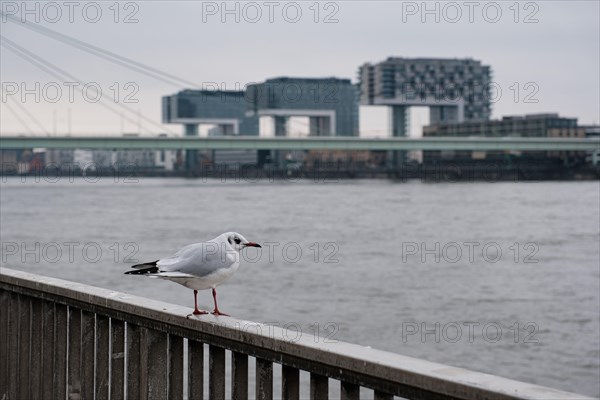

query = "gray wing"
(157, 241), (236, 277)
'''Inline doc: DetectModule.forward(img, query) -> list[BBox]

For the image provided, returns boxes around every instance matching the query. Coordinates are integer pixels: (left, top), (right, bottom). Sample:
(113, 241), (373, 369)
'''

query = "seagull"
(124, 232), (261, 316)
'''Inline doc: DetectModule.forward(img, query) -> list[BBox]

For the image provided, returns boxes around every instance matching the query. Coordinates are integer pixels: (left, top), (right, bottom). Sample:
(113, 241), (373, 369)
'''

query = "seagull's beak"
(245, 242), (262, 248)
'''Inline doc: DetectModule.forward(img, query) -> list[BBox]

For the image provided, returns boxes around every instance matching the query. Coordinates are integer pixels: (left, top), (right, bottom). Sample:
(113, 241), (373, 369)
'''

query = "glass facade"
(246, 77), (359, 136)
(162, 90), (259, 135)
(359, 57), (492, 122)
(162, 80), (359, 136)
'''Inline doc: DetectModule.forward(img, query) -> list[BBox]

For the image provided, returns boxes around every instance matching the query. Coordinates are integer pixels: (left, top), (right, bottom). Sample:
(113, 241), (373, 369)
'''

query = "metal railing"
(0, 268), (593, 400)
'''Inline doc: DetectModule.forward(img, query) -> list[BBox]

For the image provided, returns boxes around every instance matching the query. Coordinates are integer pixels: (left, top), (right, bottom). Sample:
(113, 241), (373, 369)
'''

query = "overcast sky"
(1, 0), (598, 135)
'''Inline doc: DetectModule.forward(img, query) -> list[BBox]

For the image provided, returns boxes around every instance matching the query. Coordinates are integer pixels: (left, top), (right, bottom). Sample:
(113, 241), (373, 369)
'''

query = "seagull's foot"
(187, 309), (209, 318)
(211, 309), (230, 317)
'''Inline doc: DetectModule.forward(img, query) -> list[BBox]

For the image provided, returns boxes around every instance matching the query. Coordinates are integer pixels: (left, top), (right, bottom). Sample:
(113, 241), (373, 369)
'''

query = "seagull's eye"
(234, 237), (241, 245)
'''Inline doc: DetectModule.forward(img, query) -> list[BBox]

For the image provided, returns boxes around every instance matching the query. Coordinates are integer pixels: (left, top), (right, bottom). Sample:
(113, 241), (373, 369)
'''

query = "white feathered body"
(145, 235), (242, 290)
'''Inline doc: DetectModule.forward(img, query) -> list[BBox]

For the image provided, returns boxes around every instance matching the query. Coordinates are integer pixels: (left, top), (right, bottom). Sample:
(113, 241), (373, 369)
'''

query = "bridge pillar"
(430, 106), (460, 124)
(391, 106), (409, 137)
(390, 106), (409, 168)
(184, 124), (198, 136)
(274, 117), (288, 137)
(309, 117), (331, 136)
(214, 124), (237, 136)
(184, 124), (199, 173)
(272, 117), (289, 165)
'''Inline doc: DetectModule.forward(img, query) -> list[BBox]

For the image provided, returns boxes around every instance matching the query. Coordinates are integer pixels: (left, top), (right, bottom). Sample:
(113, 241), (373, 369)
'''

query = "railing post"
(282, 365), (300, 400)
(18, 295), (31, 400)
(54, 303), (68, 400)
(67, 307), (82, 399)
(232, 351), (248, 400)
(256, 358), (273, 400)
(41, 301), (55, 397)
(188, 340), (204, 400)
(341, 382), (360, 400)
(126, 323), (142, 400)
(95, 314), (110, 400)
(310, 373), (328, 400)
(110, 319), (125, 400)
(146, 329), (168, 400)
(209, 345), (226, 400)
(7, 293), (19, 400)
(374, 391), (393, 400)
(81, 310), (95, 400)
(30, 298), (43, 399)
(168, 334), (184, 400)
(0, 290), (9, 398)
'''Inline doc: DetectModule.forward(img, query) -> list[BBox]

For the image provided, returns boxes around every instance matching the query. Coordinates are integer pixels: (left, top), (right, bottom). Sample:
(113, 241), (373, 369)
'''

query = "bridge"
(0, 268), (593, 400)
(1, 135), (599, 151)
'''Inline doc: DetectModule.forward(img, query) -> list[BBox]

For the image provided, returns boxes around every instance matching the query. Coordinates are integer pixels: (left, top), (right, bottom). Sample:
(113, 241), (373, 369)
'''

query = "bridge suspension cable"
(2, 101), (35, 135)
(3, 94), (51, 135)
(1, 12), (201, 89)
(1, 35), (176, 135)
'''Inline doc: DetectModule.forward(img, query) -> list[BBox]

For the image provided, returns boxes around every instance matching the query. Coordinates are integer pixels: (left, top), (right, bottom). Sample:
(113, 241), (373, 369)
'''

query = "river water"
(1, 177), (598, 397)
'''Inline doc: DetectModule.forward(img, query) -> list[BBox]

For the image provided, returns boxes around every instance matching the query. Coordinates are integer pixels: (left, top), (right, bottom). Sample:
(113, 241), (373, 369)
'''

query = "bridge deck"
(1, 135), (599, 151)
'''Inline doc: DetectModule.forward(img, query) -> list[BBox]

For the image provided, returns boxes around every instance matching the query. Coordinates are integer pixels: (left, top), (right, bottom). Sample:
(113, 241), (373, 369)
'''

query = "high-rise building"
(246, 77), (359, 136)
(359, 57), (492, 136)
(163, 78), (359, 168)
(162, 90), (259, 136)
(162, 90), (260, 170)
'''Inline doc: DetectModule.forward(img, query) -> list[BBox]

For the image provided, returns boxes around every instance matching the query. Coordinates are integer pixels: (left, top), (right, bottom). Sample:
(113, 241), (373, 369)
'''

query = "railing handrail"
(0, 268), (593, 400)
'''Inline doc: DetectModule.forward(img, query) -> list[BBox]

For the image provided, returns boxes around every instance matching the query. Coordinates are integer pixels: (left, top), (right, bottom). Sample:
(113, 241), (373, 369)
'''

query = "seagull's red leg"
(211, 287), (229, 316)
(192, 290), (208, 315)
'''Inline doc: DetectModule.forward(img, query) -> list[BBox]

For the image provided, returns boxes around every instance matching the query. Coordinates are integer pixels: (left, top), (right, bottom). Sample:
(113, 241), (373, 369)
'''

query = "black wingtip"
(124, 266), (159, 275)
(124, 260), (159, 275)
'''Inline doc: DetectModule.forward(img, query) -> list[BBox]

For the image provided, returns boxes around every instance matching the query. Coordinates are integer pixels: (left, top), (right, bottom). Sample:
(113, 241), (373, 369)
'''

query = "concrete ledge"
(0, 267), (594, 400)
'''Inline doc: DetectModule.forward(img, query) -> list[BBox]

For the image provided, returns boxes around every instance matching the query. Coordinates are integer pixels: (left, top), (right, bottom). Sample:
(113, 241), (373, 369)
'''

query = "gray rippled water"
(1, 178), (598, 397)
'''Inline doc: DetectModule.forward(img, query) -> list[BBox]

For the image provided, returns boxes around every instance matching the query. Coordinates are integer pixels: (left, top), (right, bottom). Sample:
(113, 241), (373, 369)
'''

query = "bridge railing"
(0, 268), (592, 400)
(1, 135), (599, 151)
